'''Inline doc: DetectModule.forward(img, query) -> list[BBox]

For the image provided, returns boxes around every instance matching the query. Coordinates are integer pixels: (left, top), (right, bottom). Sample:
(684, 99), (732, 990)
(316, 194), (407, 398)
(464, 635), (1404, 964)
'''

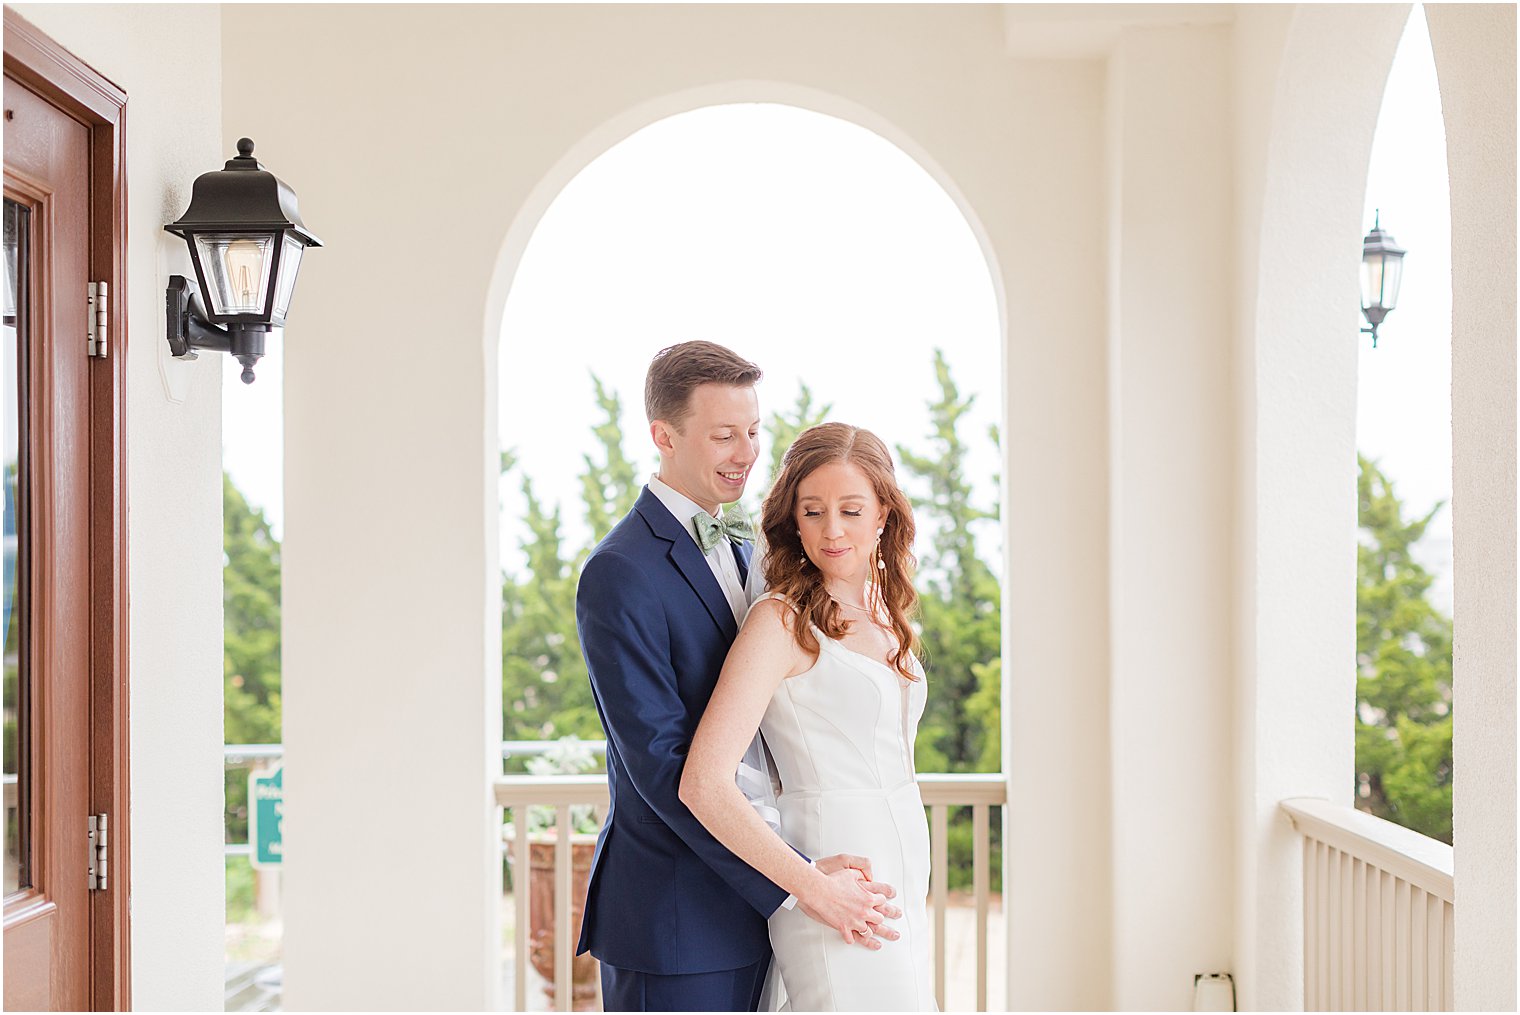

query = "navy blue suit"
(575, 488), (786, 1010)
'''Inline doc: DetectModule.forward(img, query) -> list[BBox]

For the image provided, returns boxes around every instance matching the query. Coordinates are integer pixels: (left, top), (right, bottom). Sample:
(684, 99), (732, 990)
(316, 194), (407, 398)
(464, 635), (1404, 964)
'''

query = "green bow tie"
(693, 508), (754, 553)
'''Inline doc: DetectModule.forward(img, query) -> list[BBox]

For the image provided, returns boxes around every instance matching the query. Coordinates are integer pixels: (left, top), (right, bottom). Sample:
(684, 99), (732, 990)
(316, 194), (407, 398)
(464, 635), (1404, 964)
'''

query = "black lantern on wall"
(164, 138), (321, 383)
(1360, 211), (1406, 348)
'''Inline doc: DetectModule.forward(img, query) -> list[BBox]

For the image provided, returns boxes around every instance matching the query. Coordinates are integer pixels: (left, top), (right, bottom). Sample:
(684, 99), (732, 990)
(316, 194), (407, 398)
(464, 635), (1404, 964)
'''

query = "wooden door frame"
(3, 8), (130, 1009)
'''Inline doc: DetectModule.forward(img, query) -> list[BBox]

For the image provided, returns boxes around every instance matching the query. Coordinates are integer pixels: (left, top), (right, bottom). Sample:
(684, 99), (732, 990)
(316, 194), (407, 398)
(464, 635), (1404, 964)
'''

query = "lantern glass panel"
(195, 232), (276, 316)
(1361, 253), (1387, 312)
(1379, 254), (1403, 313)
(273, 234), (304, 320)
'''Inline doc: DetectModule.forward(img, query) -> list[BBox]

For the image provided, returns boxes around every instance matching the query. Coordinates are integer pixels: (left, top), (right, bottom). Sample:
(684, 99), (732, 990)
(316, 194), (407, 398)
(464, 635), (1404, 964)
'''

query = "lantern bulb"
(225, 239), (265, 307)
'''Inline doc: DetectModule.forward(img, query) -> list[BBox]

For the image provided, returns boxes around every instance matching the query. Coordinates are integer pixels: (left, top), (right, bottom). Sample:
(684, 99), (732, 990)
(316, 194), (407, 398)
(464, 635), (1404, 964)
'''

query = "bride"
(680, 423), (935, 1012)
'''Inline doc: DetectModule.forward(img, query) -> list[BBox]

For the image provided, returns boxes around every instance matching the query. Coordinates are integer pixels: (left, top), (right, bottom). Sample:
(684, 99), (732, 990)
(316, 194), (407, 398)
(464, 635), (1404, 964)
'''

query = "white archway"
(480, 85), (1015, 1008)
(483, 81), (1008, 386)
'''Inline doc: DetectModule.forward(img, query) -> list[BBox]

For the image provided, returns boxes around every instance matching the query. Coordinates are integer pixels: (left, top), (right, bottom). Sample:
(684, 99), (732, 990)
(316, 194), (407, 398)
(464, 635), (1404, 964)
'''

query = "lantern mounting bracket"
(166, 274), (269, 383)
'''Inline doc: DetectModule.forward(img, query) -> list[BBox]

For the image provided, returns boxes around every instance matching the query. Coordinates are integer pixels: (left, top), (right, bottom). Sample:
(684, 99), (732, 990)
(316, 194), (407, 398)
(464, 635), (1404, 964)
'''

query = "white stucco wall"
(1425, 6), (1519, 1010)
(7, 4), (226, 1010)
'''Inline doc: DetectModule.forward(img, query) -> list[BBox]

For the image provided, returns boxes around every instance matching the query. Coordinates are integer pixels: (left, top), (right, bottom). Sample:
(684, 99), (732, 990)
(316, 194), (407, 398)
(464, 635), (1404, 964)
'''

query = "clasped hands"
(797, 853), (902, 950)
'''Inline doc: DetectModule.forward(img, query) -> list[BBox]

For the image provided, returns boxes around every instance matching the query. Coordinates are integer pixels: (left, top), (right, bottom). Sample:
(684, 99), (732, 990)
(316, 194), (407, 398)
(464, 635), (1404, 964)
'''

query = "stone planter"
(520, 832), (599, 1011)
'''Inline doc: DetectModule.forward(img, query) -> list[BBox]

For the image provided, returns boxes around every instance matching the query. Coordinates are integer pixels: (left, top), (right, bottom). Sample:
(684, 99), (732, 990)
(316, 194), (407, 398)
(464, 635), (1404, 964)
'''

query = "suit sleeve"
(577, 549), (789, 918)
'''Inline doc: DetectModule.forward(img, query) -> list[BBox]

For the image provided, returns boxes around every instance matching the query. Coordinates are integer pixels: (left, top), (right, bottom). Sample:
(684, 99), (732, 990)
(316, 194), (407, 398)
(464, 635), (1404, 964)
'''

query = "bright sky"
(222, 7), (1454, 610)
(495, 104), (1002, 573)
(1357, 8), (1455, 614)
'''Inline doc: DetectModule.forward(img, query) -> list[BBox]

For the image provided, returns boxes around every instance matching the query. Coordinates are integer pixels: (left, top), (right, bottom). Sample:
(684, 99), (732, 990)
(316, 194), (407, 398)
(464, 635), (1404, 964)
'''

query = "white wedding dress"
(756, 597), (936, 1012)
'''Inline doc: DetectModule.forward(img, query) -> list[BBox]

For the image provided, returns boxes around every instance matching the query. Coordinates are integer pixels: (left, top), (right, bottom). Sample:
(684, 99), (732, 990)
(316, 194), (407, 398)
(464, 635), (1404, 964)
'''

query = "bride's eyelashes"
(802, 510), (862, 518)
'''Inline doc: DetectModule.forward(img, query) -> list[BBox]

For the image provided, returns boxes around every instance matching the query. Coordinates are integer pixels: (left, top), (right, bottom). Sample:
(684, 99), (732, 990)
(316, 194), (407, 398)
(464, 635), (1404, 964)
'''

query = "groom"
(575, 341), (896, 1012)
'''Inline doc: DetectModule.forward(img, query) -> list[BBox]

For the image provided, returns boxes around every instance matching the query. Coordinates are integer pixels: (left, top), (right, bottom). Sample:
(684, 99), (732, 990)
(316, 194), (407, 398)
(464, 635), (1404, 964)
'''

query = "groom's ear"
(650, 419), (677, 457)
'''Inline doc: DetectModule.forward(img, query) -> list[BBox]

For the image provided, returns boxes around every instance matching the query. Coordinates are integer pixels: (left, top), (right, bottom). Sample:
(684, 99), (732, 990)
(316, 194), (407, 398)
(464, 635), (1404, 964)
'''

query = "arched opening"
(1353, 4), (1454, 845)
(492, 100), (1005, 1009)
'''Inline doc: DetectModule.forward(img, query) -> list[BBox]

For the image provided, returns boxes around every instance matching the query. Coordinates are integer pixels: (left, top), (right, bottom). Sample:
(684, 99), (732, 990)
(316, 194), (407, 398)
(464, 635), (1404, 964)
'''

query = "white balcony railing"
(496, 771), (1007, 1013)
(219, 745), (1004, 1011)
(1282, 798), (1455, 1012)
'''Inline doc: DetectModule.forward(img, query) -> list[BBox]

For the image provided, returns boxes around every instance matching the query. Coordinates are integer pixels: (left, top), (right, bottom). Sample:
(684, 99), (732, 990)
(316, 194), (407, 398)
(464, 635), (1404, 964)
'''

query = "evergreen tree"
(1355, 455), (1453, 842)
(500, 375), (642, 758)
(581, 374), (640, 544)
(500, 455), (601, 752)
(895, 351), (1003, 890)
(897, 350), (1002, 774)
(756, 382), (832, 503)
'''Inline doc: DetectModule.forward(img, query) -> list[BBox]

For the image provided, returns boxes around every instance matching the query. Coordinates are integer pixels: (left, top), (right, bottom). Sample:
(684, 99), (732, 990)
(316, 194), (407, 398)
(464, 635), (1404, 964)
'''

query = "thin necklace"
(831, 595), (882, 623)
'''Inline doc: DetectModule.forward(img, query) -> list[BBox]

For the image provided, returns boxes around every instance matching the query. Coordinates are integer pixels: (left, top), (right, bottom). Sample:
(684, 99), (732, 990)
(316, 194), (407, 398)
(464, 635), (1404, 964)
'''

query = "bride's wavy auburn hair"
(760, 423), (919, 681)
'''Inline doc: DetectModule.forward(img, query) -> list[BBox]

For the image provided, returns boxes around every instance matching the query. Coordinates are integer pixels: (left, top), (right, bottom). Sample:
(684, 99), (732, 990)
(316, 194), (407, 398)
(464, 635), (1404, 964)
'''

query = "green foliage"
(894, 350), (1003, 889)
(500, 375), (643, 754)
(500, 465), (601, 751)
(226, 854), (256, 924)
(581, 375), (641, 544)
(1355, 455), (1452, 843)
(756, 382), (832, 503)
(897, 350), (1002, 776)
(223, 473), (283, 843)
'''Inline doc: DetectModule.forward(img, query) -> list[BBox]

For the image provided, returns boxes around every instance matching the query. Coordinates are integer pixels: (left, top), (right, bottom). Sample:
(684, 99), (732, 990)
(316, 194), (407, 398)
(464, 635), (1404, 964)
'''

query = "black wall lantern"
(1360, 210), (1406, 348)
(164, 138), (321, 383)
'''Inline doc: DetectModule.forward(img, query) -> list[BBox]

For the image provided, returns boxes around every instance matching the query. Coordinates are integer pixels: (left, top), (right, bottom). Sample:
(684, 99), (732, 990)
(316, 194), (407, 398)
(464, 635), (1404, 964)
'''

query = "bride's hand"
(797, 865), (903, 948)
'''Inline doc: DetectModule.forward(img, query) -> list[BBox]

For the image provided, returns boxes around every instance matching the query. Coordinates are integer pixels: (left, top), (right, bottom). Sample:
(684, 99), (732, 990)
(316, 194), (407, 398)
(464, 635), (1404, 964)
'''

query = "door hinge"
(87, 813), (109, 891)
(87, 281), (108, 358)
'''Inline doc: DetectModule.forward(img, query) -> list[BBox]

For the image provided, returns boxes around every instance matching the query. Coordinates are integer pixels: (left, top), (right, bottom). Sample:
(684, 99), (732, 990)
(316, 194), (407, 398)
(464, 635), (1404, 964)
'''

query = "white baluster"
(931, 803), (947, 1011)
(515, 806), (530, 1013)
(973, 803), (989, 1013)
(555, 806), (572, 1011)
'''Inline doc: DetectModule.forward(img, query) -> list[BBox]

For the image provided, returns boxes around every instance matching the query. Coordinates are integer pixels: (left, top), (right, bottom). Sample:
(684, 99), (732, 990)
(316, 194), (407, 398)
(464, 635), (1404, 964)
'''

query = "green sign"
(249, 765), (283, 868)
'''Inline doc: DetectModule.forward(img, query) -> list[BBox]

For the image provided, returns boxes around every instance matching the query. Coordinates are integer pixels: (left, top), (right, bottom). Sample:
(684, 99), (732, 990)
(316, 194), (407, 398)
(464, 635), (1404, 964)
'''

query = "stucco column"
(1229, 6), (1408, 1009)
(1104, 25), (1236, 1010)
(1000, 58), (1113, 1012)
(1425, 6), (1518, 1010)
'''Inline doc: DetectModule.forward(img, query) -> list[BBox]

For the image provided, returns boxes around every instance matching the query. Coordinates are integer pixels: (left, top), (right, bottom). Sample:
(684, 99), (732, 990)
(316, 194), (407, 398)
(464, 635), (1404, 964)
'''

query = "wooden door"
(3, 10), (130, 1010)
(3, 55), (96, 1014)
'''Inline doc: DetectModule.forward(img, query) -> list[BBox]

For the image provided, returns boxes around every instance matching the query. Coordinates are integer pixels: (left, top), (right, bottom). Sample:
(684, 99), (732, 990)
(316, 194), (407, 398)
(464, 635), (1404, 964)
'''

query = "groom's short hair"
(645, 341), (763, 430)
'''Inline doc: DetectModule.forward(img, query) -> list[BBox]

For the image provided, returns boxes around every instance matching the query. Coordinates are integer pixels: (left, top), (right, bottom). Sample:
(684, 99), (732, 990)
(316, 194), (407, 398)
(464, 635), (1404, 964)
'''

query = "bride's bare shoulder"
(743, 594), (799, 637)
(741, 595), (817, 678)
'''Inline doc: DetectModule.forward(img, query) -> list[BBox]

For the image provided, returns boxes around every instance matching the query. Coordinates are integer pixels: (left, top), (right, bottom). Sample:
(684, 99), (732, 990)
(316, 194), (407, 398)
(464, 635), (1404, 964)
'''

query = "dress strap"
(750, 590), (796, 609)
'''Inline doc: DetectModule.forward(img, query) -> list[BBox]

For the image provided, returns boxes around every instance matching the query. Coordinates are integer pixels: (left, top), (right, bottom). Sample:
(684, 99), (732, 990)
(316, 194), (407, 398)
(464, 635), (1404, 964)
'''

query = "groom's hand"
(816, 853), (901, 920)
(799, 858), (904, 949)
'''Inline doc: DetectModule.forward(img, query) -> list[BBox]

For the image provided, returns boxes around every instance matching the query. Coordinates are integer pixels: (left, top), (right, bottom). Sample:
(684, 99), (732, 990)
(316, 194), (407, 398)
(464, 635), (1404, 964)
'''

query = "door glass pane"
(3, 197), (31, 894)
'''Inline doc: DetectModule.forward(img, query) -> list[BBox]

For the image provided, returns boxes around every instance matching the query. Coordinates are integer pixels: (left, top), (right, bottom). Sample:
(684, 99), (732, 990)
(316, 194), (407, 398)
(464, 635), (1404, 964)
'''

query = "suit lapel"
(634, 488), (738, 643)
